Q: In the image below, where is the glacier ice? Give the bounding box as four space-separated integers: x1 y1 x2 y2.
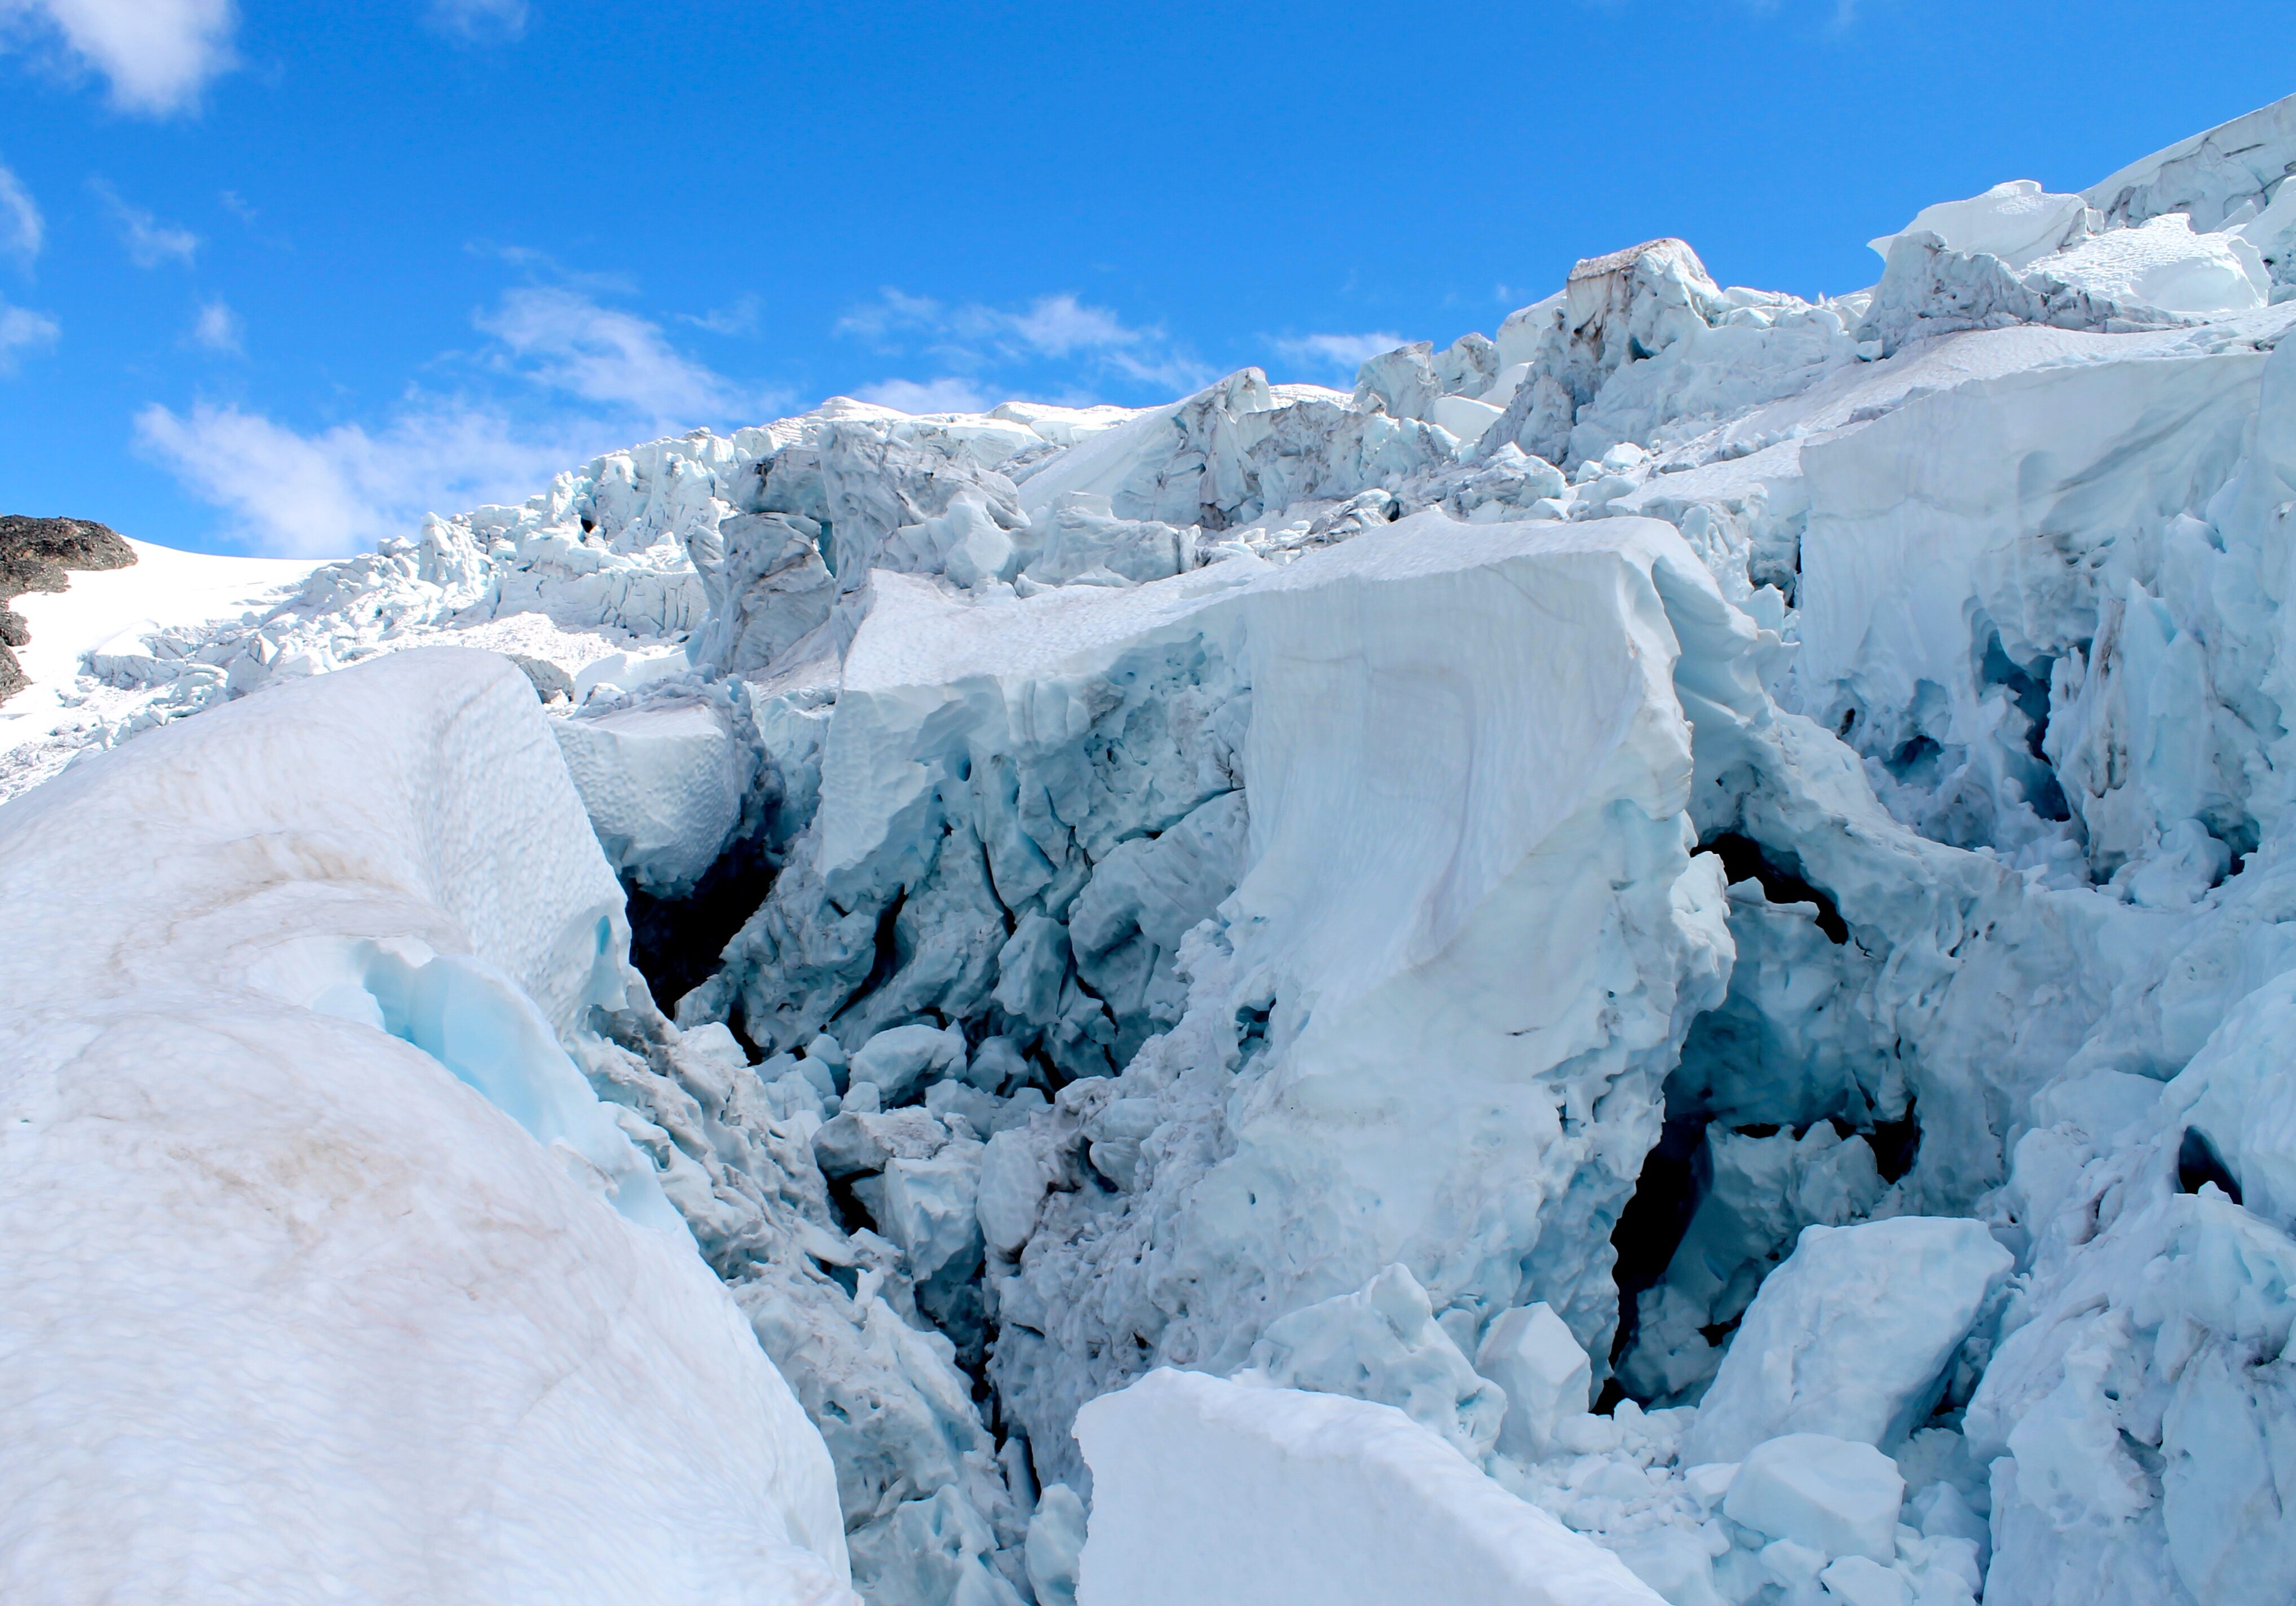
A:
1072 1368 1667 1606
1478 1300 1597 1461
1723 1432 1905 1567
553 686 757 896
1682 1217 2012 1466
15 86 2296 1606
0 648 853 1603
1235 1263 1508 1463
1867 180 2093 272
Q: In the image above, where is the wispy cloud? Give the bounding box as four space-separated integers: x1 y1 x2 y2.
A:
93 179 199 267
0 161 43 268
190 297 241 354
0 294 58 372
852 376 990 415
1267 330 1407 382
678 293 761 337
0 0 238 114
837 287 1209 398
424 0 528 43
141 277 784 557
135 399 619 558
474 284 760 423
469 242 631 295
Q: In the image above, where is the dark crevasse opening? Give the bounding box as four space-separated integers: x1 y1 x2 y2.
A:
1698 831 1849 944
1869 1096 1922 1184
1597 1113 1712 1413
1884 734 1945 787
1979 629 2070 823
622 835 779 1025
2179 1127 2242 1202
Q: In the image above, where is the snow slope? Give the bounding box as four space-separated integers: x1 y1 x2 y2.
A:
0 537 325 795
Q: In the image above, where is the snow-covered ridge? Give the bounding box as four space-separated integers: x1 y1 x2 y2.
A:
10 90 2296 1606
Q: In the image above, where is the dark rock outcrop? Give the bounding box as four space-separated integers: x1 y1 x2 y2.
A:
1 516 138 703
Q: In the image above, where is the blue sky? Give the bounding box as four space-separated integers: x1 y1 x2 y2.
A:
0 1 2288 557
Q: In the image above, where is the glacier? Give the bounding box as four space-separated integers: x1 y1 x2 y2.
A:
8 90 2296 1606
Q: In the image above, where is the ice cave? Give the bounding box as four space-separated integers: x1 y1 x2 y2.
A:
8 87 2296 1606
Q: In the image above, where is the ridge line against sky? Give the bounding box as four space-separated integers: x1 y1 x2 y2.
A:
0 0 2289 557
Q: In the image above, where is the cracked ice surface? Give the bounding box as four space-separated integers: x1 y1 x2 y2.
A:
13 87 2296 1606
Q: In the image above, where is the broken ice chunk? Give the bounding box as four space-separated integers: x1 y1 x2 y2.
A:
966 1034 1031 1093
847 1021 967 1105
1025 1484 1086 1606
977 1127 1054 1258
1475 1301 1591 1461
1681 1217 2011 1466
1723 1432 1904 1564
1072 1369 1667 1605
1236 1264 1505 1462
873 1137 986 1286
1608 1525 1725 1606
1819 1554 1908 1606
551 696 754 897
811 1106 950 1180
1866 179 2090 270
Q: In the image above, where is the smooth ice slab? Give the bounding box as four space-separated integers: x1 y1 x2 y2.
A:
1721 1432 1905 1565
1072 1369 1666 1606
1477 1300 1593 1460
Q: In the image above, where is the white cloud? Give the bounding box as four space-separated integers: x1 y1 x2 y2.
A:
853 377 990 415
1268 330 1408 380
832 287 942 345
426 0 528 43
0 0 237 114
477 285 745 423
140 285 781 557
679 293 760 336
0 161 43 267
0 294 59 371
837 287 1209 396
1004 294 1140 358
135 399 615 558
190 298 240 354
94 180 198 266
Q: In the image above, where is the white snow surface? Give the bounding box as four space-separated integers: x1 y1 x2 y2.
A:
0 537 326 793
12 88 2296 1606
1072 1369 1666 1606
0 648 853 1604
